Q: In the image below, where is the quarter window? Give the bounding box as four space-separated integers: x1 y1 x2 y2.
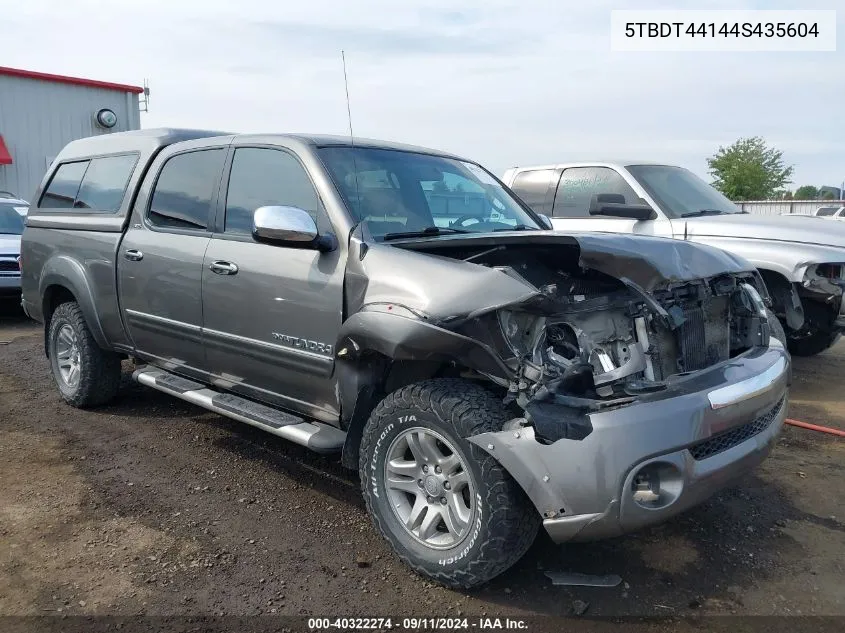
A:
553 167 641 218
39 154 139 212
148 149 226 230
224 148 319 234
74 154 138 211
40 161 89 208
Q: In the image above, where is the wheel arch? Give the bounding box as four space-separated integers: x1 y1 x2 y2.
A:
757 267 805 331
335 311 513 469
39 256 109 356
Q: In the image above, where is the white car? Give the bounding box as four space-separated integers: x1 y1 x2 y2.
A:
0 193 28 216
503 161 845 357
814 205 845 220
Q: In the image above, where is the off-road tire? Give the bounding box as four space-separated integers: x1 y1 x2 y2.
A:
48 301 121 407
359 378 540 589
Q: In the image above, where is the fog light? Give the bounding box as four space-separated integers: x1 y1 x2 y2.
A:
630 462 683 509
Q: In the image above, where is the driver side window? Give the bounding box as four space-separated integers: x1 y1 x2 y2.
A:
552 167 640 218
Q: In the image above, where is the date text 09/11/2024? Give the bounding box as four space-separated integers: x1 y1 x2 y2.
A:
624 21 820 38
307 617 529 630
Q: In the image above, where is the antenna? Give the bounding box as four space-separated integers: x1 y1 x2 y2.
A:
341 50 361 216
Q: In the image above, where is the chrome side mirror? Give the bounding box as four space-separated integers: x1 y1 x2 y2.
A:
252 206 336 251
538 213 553 230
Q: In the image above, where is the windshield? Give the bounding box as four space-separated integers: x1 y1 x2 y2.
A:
318 147 541 240
0 204 26 235
627 165 743 219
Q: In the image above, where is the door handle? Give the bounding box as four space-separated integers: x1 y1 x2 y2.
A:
124 249 144 261
209 261 239 275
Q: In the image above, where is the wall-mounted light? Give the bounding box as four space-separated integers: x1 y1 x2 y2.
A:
95 108 118 129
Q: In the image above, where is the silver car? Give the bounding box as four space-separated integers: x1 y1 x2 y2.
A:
504 162 845 357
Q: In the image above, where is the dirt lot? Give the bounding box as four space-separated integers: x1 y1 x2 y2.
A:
1 297 843 625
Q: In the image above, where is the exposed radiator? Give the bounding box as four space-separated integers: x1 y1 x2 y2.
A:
678 299 730 372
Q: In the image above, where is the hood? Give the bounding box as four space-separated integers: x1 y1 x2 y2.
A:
677 213 845 248
0 233 21 256
346 231 753 322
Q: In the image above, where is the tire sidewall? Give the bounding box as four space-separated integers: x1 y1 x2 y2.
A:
363 407 488 573
48 308 81 401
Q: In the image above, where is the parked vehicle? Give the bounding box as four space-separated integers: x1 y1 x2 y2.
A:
504 162 845 356
21 130 789 587
0 199 26 295
813 205 845 220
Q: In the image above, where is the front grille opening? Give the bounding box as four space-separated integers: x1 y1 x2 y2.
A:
689 396 785 461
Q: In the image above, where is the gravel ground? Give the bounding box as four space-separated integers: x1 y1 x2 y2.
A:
1 298 843 627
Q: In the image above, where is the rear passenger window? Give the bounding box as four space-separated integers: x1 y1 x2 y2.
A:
224 148 319 234
74 154 138 211
40 161 89 208
553 167 641 218
510 169 555 214
148 149 226 230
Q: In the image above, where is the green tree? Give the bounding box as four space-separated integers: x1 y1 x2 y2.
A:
822 191 836 200
794 185 820 200
707 137 794 200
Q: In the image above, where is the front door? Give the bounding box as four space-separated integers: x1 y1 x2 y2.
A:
201 145 345 422
549 166 673 237
117 146 228 380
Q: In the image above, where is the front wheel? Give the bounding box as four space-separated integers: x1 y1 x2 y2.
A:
359 378 540 589
785 302 840 357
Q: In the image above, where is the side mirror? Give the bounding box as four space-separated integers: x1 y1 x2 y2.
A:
537 213 553 230
252 206 336 252
589 193 656 221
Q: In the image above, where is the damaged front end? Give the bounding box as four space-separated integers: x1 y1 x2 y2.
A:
339 231 789 542
428 240 773 443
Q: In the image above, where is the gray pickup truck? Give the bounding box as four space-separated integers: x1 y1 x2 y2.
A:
504 162 845 357
21 129 789 588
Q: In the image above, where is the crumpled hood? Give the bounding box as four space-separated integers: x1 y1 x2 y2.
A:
347 231 754 322
677 213 845 249
0 234 21 256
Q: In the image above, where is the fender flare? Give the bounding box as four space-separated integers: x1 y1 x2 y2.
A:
335 310 513 468
39 255 110 350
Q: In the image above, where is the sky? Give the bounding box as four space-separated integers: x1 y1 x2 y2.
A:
1 0 843 189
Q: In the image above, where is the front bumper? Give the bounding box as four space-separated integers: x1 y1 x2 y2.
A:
468 341 790 543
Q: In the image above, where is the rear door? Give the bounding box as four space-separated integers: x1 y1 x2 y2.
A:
549 166 672 237
117 140 229 380
201 144 345 422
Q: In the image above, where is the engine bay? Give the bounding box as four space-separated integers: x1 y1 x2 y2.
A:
444 244 772 432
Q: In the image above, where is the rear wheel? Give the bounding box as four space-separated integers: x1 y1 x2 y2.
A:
359 378 540 589
48 301 121 407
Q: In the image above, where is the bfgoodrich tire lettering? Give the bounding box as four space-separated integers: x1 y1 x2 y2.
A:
359 378 540 588
48 301 121 408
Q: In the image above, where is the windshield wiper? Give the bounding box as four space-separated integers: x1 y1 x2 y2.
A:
680 209 728 217
492 224 539 232
381 226 471 241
